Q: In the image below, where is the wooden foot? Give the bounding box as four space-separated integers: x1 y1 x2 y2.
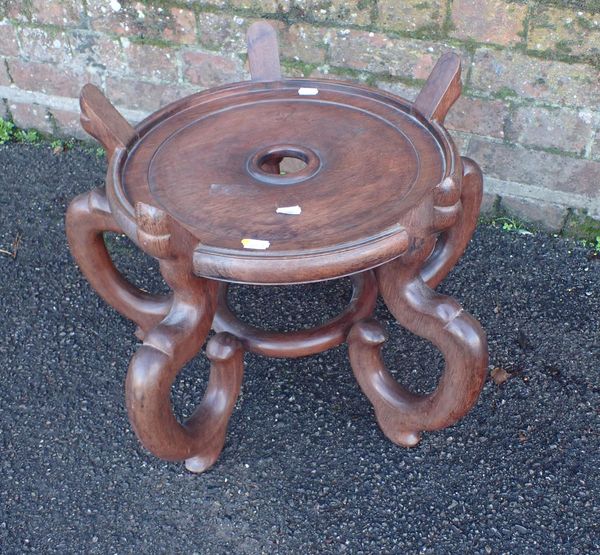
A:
348 251 488 446
65 187 171 338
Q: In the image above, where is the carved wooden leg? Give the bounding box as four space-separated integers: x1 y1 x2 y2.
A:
65 187 171 338
127 319 244 473
420 157 484 289
126 208 244 473
348 247 488 447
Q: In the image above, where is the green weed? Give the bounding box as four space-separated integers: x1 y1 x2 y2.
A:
0 119 15 144
0 119 42 144
580 236 600 253
15 128 41 143
492 217 534 235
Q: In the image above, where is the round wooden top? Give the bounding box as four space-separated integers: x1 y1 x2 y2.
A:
115 79 457 284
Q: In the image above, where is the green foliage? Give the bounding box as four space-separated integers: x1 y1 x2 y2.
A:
563 209 600 241
0 118 42 144
579 236 600 253
51 137 77 153
0 118 15 144
495 86 518 100
492 217 534 235
81 144 106 158
15 128 41 143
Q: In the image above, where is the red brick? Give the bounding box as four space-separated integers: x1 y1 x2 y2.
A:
375 80 420 102
448 132 471 153
106 77 195 112
500 196 568 231
280 24 328 64
9 101 54 133
49 108 88 139
280 63 308 78
68 31 126 75
199 15 315 61
123 42 178 82
306 0 372 26
329 30 464 79
471 48 599 107
379 0 445 33
445 97 508 139
279 63 347 79
467 138 600 199
451 0 527 46
8 59 95 97
230 0 371 25
311 68 363 83
507 106 597 154
528 6 600 58
362 82 502 151
1 0 30 22
87 1 196 45
30 0 83 27
0 23 19 57
197 12 248 54
17 27 71 64
481 191 498 215
183 51 245 88
162 8 196 45
226 0 282 10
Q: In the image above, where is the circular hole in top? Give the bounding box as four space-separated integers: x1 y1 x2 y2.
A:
259 149 309 175
248 144 321 185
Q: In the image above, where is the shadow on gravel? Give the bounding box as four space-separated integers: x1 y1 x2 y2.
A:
1 144 598 553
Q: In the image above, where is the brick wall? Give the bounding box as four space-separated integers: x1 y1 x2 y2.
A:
1 0 599 233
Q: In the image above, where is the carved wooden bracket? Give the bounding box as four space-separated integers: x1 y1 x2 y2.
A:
135 202 172 259
414 52 462 123
80 84 138 158
246 21 282 81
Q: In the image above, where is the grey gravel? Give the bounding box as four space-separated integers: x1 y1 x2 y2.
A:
0 143 598 554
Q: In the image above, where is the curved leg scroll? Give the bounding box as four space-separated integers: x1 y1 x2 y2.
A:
348 255 487 446
65 187 171 337
420 157 484 289
126 247 244 473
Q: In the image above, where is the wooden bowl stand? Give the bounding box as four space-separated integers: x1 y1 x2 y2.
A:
66 23 488 473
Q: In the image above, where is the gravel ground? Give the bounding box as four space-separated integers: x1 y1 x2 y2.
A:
0 143 598 554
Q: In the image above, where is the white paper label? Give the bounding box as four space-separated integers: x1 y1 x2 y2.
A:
241 238 270 250
298 87 319 96
276 205 302 215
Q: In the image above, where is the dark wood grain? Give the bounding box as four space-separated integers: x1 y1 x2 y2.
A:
119 78 450 284
212 271 378 358
66 21 489 472
413 52 462 123
65 186 172 339
420 157 484 288
125 211 243 473
348 240 488 447
247 21 282 81
80 84 137 158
